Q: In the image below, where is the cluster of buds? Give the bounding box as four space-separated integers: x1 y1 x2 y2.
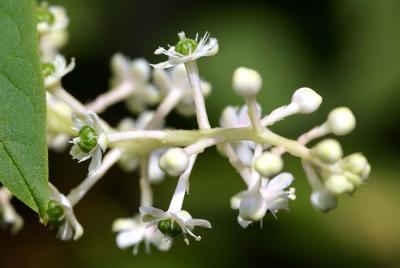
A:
0 3 371 256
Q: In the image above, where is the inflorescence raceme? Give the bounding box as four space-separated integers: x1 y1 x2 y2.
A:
0 3 371 255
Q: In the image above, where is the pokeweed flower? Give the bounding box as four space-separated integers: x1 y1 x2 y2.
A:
0 187 23 234
231 173 296 228
47 133 70 152
111 53 151 87
261 173 296 216
152 32 219 69
42 54 75 89
112 215 172 255
220 105 261 166
37 2 69 34
153 64 211 116
108 54 160 113
45 194 84 241
139 207 211 245
70 112 108 174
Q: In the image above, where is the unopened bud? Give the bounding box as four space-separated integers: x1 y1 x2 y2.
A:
327 107 356 136
291 87 322 114
159 148 189 177
325 174 353 195
343 153 370 181
312 139 343 163
310 190 337 213
254 152 283 177
232 67 262 97
131 59 150 81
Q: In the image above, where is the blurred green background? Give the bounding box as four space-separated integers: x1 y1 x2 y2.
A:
1 0 400 267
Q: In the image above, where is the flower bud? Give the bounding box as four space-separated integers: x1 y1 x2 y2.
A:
219 106 237 128
131 59 150 81
327 107 356 136
343 153 370 181
159 148 189 177
232 67 262 97
201 80 212 97
325 174 353 195
310 190 337 213
312 139 343 163
344 171 362 186
158 219 182 237
78 126 98 153
254 152 283 177
239 193 267 221
291 87 322 114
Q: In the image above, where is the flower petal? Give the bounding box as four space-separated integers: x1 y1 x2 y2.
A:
151 61 176 70
116 229 145 249
267 173 294 192
88 112 102 134
88 148 102 174
112 218 137 232
230 191 246 210
185 219 212 229
237 216 252 228
139 206 166 222
236 143 254 167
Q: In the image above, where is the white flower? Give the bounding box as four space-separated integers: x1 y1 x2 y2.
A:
152 32 219 69
220 105 260 166
153 64 211 116
70 112 108 175
51 194 84 241
231 173 296 228
140 207 211 245
0 187 23 234
43 54 75 89
108 54 160 113
47 133 70 152
37 3 69 34
111 53 151 86
261 173 296 214
112 215 172 255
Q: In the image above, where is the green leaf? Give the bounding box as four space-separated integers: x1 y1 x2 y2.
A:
0 0 48 214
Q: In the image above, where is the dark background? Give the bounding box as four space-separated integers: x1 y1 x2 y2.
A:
1 0 400 267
